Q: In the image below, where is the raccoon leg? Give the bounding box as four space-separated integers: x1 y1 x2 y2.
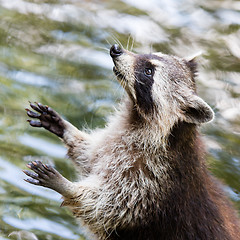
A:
26 102 92 174
23 160 79 197
24 161 104 237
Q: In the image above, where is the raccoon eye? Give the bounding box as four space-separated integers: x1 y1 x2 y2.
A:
144 68 152 76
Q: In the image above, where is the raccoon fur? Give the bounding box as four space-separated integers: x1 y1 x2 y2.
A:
24 44 240 240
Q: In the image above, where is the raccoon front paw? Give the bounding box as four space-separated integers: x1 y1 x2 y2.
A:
26 102 65 138
23 161 63 191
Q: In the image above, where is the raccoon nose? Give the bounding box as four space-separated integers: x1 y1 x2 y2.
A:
110 44 123 58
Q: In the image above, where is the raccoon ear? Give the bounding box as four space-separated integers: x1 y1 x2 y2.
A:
183 95 214 124
185 58 197 76
184 52 202 76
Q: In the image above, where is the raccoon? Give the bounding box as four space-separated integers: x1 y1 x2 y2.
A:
24 44 240 240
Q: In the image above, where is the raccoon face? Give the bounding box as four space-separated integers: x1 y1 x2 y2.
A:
110 44 214 125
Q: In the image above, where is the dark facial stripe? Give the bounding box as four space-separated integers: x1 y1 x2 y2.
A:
134 56 155 114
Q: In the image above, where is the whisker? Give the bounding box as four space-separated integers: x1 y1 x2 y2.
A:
105 38 112 47
150 43 153 54
110 74 125 98
97 46 109 52
133 75 145 85
110 34 124 49
126 35 131 51
130 36 135 52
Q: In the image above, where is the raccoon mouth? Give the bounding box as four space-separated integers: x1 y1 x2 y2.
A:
113 67 125 80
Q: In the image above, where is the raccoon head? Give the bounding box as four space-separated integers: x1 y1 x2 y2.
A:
110 44 214 127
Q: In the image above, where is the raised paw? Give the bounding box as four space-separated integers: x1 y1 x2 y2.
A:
26 102 65 138
23 161 64 192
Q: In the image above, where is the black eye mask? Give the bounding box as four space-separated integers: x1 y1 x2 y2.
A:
134 57 155 114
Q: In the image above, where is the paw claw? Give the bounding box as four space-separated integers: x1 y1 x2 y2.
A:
26 163 32 169
24 178 40 185
32 161 37 166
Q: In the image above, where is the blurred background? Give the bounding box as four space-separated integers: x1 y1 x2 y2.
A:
0 0 240 239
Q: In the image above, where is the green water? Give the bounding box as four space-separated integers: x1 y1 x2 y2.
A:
0 0 240 239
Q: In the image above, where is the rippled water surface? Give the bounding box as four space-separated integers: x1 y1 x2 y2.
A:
0 0 240 239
